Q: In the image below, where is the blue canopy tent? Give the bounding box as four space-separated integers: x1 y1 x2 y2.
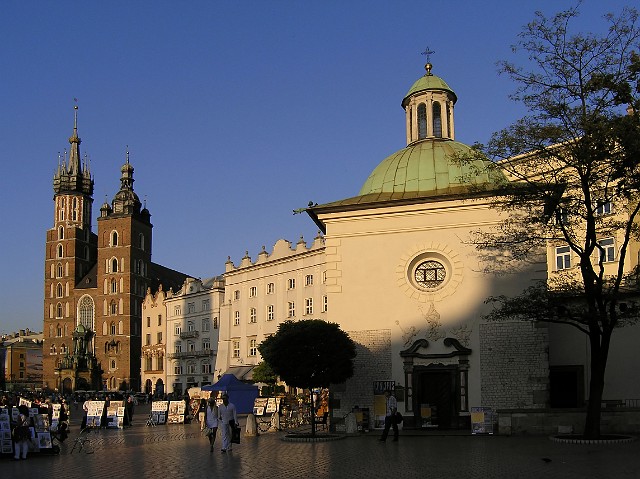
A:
201 374 259 414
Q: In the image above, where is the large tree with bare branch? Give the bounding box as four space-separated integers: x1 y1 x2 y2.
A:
466 4 640 439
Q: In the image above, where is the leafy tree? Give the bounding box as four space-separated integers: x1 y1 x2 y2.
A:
251 361 280 396
258 319 356 435
467 4 640 439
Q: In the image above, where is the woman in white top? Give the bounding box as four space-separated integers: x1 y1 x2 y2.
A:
204 397 219 452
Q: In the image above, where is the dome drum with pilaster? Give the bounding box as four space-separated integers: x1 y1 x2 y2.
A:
358 63 505 198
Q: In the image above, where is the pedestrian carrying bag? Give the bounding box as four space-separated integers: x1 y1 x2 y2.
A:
230 421 241 444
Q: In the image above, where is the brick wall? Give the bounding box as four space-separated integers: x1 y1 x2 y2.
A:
480 321 549 410
331 329 391 422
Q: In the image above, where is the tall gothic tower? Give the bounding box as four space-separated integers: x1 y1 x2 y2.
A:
94 153 152 391
43 106 100 391
43 108 155 393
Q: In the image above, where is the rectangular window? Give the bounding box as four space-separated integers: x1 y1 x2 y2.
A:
157 332 162 344
145 357 153 371
174 305 181 316
249 308 257 323
158 315 162 326
146 334 151 346
234 311 240 326
175 343 182 353
267 282 275 294
174 325 182 335
249 286 257 297
202 319 210 332
188 321 195 332
267 305 274 321
202 299 210 311
305 298 313 315
248 338 257 357
187 364 196 374
595 200 613 216
556 246 571 270
146 317 151 328
288 301 295 318
305 274 313 286
288 278 296 290
157 356 164 371
203 338 211 350
189 342 196 352
598 237 615 263
202 363 212 374
187 302 195 314
174 365 182 375
232 340 240 358
322 295 328 313
234 290 240 301
322 271 327 284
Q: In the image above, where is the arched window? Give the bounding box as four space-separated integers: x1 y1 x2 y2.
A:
56 303 63 318
110 302 117 316
110 322 116 335
78 295 95 331
57 244 63 258
84 246 90 260
417 103 427 139
139 233 145 250
111 279 118 294
56 283 63 298
58 226 64 239
111 231 118 246
112 258 118 273
50 345 56 354
57 263 63 278
60 343 67 354
72 198 77 221
432 102 442 138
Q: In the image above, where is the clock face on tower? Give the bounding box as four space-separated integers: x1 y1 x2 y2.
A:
414 260 446 289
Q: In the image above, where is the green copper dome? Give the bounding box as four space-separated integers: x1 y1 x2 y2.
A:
358 140 504 196
402 68 457 107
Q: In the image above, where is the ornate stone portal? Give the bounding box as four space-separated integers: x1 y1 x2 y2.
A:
400 337 471 429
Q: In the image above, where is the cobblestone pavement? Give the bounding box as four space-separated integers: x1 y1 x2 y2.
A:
2 420 640 479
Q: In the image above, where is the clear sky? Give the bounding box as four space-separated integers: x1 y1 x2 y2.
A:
0 0 632 334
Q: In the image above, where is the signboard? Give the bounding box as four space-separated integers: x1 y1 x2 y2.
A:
253 398 268 416
86 401 105 428
151 401 168 425
470 407 493 434
167 401 185 424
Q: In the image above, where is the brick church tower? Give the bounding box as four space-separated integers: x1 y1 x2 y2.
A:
42 108 184 393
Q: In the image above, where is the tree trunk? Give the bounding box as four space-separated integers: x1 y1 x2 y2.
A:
582 329 612 439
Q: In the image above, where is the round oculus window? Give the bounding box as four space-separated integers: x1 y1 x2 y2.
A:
414 260 446 289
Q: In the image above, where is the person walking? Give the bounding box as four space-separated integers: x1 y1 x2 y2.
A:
204 396 219 452
218 393 238 453
198 398 207 431
12 405 31 460
379 389 398 442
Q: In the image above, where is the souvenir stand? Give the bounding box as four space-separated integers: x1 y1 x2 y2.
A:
105 400 125 429
167 401 186 423
85 401 106 428
150 401 168 425
1 397 60 456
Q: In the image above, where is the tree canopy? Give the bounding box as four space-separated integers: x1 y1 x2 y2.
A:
258 320 356 390
466 4 640 439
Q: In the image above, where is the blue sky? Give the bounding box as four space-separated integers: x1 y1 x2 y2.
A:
0 0 632 334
